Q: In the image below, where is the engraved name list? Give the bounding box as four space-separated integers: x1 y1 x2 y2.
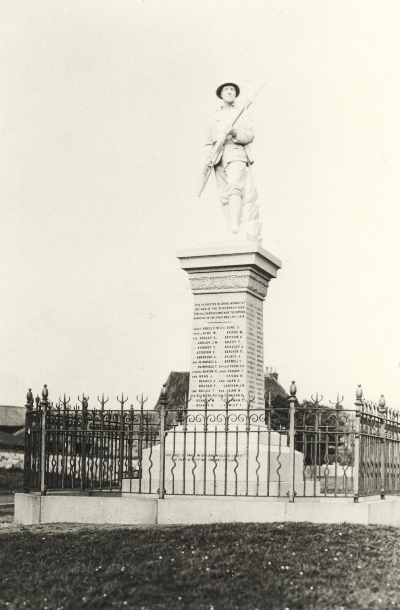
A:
189 294 264 408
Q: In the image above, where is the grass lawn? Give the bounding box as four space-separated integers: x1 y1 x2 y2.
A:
1 522 400 609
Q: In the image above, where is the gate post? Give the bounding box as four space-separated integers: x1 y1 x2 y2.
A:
353 385 363 503
116 393 129 492
158 385 168 499
81 395 88 491
378 395 387 500
23 389 34 493
119 403 125 493
40 385 49 495
288 381 297 502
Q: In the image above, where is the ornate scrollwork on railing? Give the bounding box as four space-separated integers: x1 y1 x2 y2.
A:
187 412 206 426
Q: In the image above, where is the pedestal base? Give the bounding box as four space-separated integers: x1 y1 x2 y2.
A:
124 423 319 498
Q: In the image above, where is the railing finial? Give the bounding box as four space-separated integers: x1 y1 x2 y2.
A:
290 381 297 397
26 389 34 411
159 383 168 408
378 395 387 414
42 384 49 402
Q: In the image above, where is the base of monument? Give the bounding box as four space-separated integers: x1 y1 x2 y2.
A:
128 425 314 496
15 492 399 527
122 478 317 497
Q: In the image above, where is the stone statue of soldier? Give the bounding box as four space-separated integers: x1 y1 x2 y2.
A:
204 81 262 242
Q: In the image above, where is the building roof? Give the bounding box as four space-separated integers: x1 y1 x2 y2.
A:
264 372 288 400
0 429 25 449
154 371 289 408
0 405 25 428
154 372 190 410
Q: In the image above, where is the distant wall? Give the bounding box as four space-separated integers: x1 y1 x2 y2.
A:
0 449 24 469
0 449 24 492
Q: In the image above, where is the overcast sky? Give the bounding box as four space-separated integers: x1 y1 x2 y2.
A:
1 0 399 410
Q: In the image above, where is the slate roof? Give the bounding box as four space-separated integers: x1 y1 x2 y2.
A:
0 405 25 432
264 373 288 400
0 429 25 450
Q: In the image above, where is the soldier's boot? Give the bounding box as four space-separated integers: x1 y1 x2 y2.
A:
229 195 242 233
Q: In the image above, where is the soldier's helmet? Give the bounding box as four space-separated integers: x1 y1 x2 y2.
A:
216 82 240 99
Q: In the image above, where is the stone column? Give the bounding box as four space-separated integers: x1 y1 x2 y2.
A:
177 241 281 410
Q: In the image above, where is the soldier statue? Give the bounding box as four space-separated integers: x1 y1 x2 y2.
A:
200 81 263 242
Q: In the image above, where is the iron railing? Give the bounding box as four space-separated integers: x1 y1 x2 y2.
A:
24 387 160 493
23 383 398 502
355 387 400 499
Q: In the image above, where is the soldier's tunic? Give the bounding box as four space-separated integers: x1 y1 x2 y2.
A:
206 102 255 205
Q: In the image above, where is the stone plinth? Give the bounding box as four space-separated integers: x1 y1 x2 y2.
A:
177 241 282 409
126 423 318 497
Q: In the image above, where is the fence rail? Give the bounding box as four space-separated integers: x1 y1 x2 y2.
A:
23 383 398 502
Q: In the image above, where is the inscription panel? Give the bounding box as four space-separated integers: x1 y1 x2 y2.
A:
189 293 264 408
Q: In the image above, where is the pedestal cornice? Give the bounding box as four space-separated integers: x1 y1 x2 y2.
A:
177 241 282 300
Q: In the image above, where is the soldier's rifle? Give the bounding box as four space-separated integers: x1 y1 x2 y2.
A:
198 79 269 197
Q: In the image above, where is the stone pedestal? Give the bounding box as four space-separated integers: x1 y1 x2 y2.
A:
121 241 320 498
123 424 318 497
177 241 282 409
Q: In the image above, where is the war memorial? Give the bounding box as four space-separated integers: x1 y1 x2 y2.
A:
15 82 400 527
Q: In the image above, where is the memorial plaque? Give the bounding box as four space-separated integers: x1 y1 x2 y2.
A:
189 292 264 408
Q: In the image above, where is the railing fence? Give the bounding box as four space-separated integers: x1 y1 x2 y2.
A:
23 383 398 502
